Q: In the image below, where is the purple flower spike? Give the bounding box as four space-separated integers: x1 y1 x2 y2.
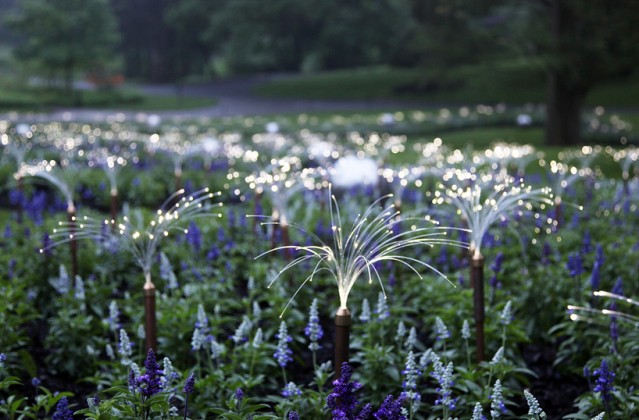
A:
183 372 195 395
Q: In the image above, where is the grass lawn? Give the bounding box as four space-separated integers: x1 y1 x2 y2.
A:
254 63 639 108
0 85 217 112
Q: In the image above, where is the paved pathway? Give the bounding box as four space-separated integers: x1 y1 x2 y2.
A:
2 75 432 123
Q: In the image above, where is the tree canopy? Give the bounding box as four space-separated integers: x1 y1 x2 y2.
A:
6 0 120 92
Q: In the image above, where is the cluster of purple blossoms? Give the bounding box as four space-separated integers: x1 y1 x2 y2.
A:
185 221 202 253
590 244 604 291
592 359 615 403
52 396 74 420
134 349 163 397
489 252 504 290
566 252 584 278
327 363 365 419
374 394 406 419
273 321 293 368
327 362 407 420
304 299 323 352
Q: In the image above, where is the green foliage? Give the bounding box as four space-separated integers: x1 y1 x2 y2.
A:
5 0 120 94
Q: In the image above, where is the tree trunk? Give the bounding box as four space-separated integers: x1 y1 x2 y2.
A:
545 0 588 147
545 70 586 146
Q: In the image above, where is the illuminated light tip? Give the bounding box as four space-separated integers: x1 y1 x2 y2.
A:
39 249 43 254
570 314 579 322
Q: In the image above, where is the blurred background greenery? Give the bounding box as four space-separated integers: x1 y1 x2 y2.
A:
1 0 638 146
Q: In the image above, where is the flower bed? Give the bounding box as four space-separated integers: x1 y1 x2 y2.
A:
0 113 637 419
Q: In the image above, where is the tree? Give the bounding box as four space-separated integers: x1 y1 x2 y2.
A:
502 0 639 146
6 0 120 95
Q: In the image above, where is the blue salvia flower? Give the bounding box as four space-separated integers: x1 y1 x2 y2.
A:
52 396 74 420
159 252 178 290
235 387 244 401
611 277 623 296
541 241 552 266
127 368 137 392
191 304 211 351
137 324 145 340
41 233 53 257
0 353 6 369
50 265 70 294
282 382 302 398
471 402 485 420
130 362 141 378
274 321 293 368
406 327 418 351
231 316 252 345
359 298 371 323
161 357 179 391
375 292 389 320
490 379 506 418
592 359 615 403
523 389 546 418
419 349 435 370
395 321 407 345
582 230 592 254
252 301 262 318
432 360 456 411
609 311 619 351
105 344 115 360
4 223 12 239
210 338 225 361
500 301 513 326
118 329 132 365
7 258 16 280
136 349 163 397
326 362 363 419
490 347 505 365
186 221 202 253
590 260 602 292
252 328 263 348
434 317 450 341
566 252 584 278
287 411 300 420
490 252 504 273
206 243 220 261
461 320 471 340
74 275 85 303
401 350 422 411
31 377 41 387
304 299 323 352
183 371 196 420
183 371 196 394
107 301 120 332
374 394 407 419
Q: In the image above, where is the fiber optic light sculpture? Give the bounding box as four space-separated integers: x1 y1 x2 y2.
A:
19 159 82 278
43 188 223 352
436 170 554 361
4 127 33 222
256 185 466 377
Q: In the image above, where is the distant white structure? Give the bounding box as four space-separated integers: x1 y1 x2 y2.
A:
330 155 378 188
265 121 280 133
147 114 162 128
516 114 533 126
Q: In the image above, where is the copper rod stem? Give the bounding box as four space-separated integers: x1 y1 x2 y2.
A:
334 307 352 379
471 254 485 363
67 206 78 280
144 273 157 352
110 190 118 232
